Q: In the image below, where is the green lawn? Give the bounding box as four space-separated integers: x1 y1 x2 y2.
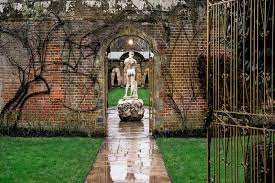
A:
108 87 149 106
157 138 207 183
0 137 102 183
157 137 251 182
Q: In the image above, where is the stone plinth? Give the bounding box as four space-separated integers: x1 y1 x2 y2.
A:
117 98 144 121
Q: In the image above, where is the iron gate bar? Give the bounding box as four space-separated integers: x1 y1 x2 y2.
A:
207 0 275 182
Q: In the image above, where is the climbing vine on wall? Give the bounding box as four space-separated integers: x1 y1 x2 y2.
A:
0 0 207 131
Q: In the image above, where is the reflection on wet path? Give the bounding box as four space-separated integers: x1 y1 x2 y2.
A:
84 108 171 183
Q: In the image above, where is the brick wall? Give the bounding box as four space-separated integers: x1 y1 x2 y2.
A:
0 0 208 133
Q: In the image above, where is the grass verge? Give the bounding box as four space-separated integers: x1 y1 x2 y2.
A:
156 138 207 183
0 137 102 183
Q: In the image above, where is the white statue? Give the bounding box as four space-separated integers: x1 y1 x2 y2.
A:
124 52 138 99
117 52 144 121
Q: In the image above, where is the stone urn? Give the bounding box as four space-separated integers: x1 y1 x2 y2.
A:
117 98 144 121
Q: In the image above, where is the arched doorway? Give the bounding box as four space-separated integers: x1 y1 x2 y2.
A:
98 26 162 133
111 67 121 87
143 68 150 88
86 27 169 183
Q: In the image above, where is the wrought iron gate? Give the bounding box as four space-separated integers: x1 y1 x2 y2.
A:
207 0 275 182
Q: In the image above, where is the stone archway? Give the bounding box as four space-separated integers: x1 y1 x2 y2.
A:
143 68 150 87
111 67 121 87
84 27 172 182
98 25 164 132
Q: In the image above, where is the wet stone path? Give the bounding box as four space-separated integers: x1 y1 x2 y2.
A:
84 108 171 183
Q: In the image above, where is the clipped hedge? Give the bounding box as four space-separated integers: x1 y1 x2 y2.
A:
0 126 105 137
152 128 206 138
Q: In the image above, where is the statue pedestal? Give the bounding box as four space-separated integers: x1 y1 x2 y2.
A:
117 98 144 121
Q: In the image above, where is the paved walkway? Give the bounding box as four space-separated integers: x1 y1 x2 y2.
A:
84 108 171 183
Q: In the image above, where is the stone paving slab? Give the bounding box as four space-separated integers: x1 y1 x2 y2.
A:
84 108 171 183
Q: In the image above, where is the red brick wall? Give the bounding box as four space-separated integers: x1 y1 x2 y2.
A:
0 8 208 133
141 23 208 129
